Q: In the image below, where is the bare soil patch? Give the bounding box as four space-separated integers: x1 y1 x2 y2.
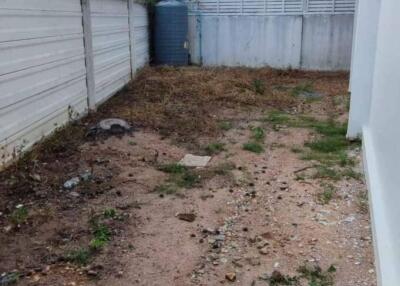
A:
0 67 374 286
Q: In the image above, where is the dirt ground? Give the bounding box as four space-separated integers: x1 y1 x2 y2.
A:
0 67 375 286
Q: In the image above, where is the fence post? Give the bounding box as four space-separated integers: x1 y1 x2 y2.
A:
81 0 96 110
128 0 137 78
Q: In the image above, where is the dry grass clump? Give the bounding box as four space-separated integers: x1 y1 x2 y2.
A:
98 66 304 142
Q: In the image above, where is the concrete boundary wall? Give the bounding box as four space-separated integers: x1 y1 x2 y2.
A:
0 0 149 168
188 14 354 70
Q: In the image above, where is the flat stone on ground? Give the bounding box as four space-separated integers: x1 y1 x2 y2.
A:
179 154 211 167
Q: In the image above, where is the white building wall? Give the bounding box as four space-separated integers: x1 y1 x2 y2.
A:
347 0 381 138
349 0 400 284
0 0 149 168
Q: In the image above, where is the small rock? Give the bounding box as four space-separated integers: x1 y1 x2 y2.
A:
31 174 42 182
3 225 13 233
259 247 268 255
86 270 98 277
343 215 356 224
80 171 92 182
68 191 80 198
116 271 124 278
177 213 196 222
225 272 236 282
63 177 80 190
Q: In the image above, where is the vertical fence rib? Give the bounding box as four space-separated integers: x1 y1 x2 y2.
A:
81 0 96 110
128 0 136 77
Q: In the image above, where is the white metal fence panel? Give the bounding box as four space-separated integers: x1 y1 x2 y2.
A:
132 3 150 70
91 0 132 105
0 0 88 165
187 0 355 15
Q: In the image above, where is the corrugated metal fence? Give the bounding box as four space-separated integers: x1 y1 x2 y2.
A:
0 0 149 167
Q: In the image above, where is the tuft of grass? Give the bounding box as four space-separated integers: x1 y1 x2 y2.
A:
318 184 336 204
176 171 201 188
205 142 225 155
158 163 187 174
251 126 265 142
341 168 362 180
243 142 264 154
158 162 201 189
305 137 348 153
65 248 91 266
103 208 117 219
297 264 336 286
312 165 341 181
10 206 29 225
218 121 233 131
291 147 303 154
357 190 369 214
264 111 359 171
291 82 314 97
264 110 291 125
252 79 266 95
268 272 298 285
154 183 179 195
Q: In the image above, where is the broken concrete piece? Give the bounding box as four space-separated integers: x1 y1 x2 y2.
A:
179 154 211 167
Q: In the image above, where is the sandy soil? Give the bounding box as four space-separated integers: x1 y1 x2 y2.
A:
0 67 375 286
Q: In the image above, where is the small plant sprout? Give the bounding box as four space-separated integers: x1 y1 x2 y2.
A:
10 205 28 226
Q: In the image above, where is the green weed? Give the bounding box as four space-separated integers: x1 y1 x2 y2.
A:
154 183 179 195
158 163 187 174
297 264 336 286
103 208 117 219
252 79 266 95
312 166 341 181
243 142 264 154
205 142 225 155
218 121 233 131
291 82 314 97
251 126 265 142
65 248 91 266
10 206 28 225
89 223 111 250
318 184 336 204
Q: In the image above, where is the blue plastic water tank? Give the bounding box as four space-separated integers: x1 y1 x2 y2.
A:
154 0 188 66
